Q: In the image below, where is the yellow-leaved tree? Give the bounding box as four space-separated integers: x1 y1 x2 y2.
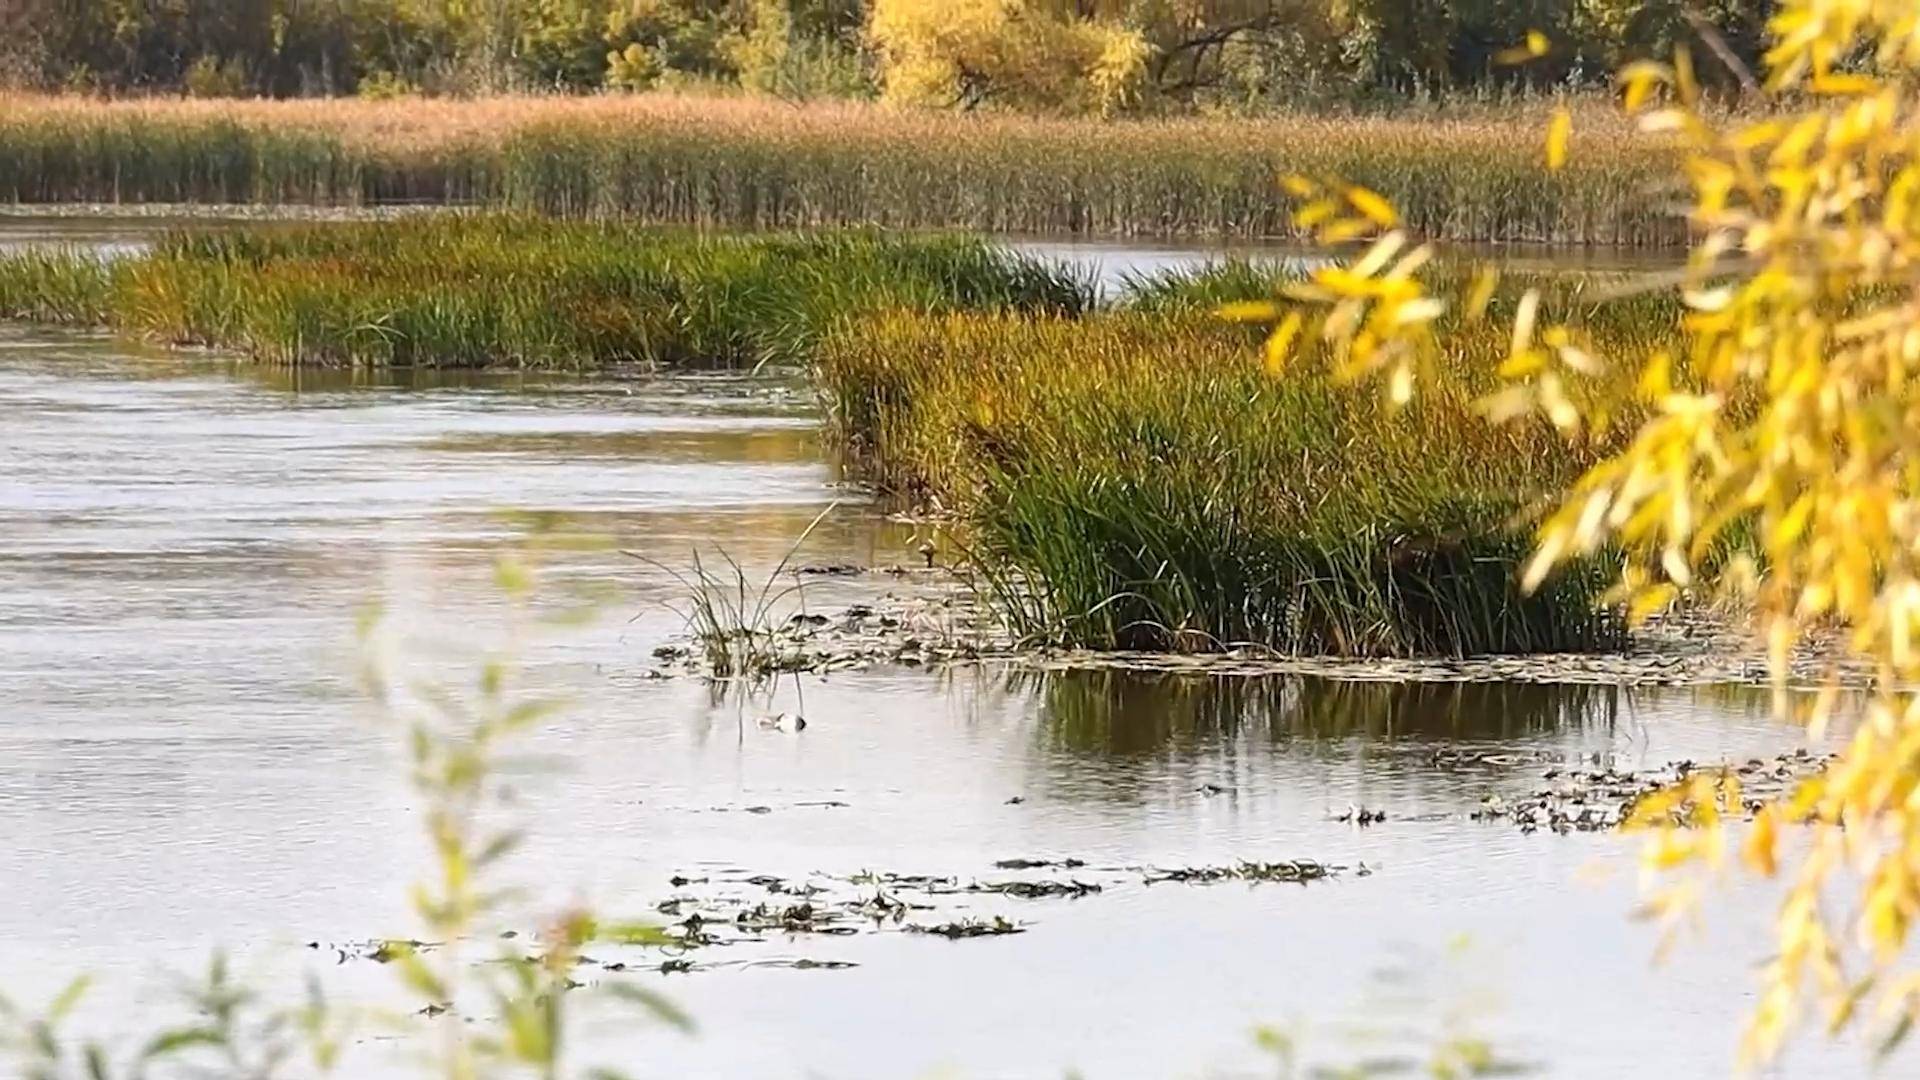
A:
1231 0 1920 1063
865 0 1150 114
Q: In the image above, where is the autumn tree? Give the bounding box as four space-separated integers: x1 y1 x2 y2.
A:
1237 0 1920 1061
865 0 1151 113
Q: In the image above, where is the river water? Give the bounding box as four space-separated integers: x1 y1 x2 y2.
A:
0 219 1856 1078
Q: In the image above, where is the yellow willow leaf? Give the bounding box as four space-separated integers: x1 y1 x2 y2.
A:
1345 186 1399 228
1556 341 1601 375
1825 979 1874 1037
1350 230 1408 279
1465 265 1499 321
1546 107 1572 171
1388 362 1414 406
1811 72 1880 96
1494 30 1550 65
1295 199 1338 228
1385 243 1435 281
1497 349 1547 379
1263 311 1303 377
1674 43 1697 104
1866 885 1906 956
1319 217 1375 244
1771 114 1825 167
1217 300 1281 323
1787 776 1827 820
1477 385 1533 423
1511 289 1541 355
1662 544 1694 587
1730 120 1787 150
1775 494 1815 548
1392 297 1445 326
1573 488 1612 547
1280 174 1317 198
1629 583 1679 626
1638 108 1691 134
1718 772 1741 815
1644 830 1700 871
1683 285 1734 312
1626 786 1683 829
1620 62 1670 111
1540 373 1580 431
1521 527 1569 593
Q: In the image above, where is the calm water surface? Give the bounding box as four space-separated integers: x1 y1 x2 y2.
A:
0 221 1854 1079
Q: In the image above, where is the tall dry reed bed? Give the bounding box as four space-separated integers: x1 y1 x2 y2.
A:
0 94 1682 245
0 215 1090 367
816 277 1682 657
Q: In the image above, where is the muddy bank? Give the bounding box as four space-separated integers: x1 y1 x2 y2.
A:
648 575 1856 690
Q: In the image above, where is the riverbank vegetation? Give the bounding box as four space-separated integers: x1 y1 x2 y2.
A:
1 1 1766 112
0 216 1087 367
0 215 1683 656
0 93 1681 244
812 273 1682 655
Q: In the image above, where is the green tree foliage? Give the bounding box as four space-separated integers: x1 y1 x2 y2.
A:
3 0 867 96
1 0 1773 106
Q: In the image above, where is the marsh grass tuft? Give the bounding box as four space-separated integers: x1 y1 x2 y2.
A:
0 216 1091 369
814 288 1680 657
631 504 837 679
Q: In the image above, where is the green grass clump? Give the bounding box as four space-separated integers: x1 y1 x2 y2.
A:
0 249 118 324
0 216 1091 368
816 301 1678 658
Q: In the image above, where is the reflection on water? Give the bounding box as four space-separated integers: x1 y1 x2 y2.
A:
0 245 1863 1078
1007 236 1683 299
1028 671 1628 755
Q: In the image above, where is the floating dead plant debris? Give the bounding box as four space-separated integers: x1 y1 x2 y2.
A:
1471 749 1834 835
736 874 825 896
1334 807 1388 826
1426 747 1565 772
909 916 1023 939
309 938 437 965
330 851 1355 985
651 587 1006 678
845 871 958 890
969 879 1102 900
849 888 925 920
1143 861 1341 886
732 902 861 936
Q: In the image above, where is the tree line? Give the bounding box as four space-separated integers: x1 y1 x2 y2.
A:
0 1 1772 110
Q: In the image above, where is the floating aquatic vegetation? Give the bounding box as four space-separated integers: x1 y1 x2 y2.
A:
967 880 1101 900
992 858 1085 871
1470 750 1833 835
1143 861 1342 886
909 917 1023 939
